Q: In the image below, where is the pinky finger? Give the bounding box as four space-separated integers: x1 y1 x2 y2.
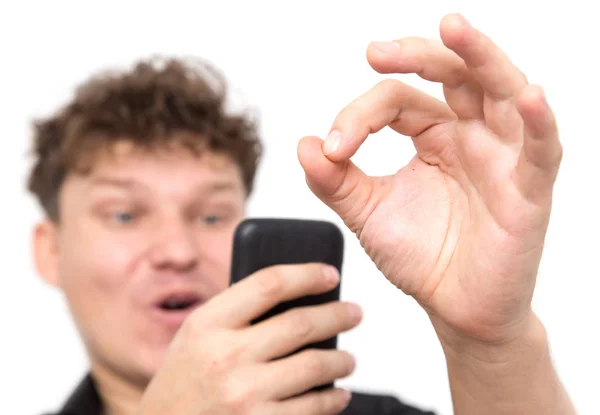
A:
515 85 563 201
263 388 352 415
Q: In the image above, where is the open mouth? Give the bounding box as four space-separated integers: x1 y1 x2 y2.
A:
158 294 202 312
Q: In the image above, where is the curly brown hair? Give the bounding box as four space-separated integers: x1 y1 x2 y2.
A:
27 56 263 221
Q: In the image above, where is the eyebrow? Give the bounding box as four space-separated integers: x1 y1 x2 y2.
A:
85 177 148 197
88 177 239 195
88 177 142 189
201 181 238 194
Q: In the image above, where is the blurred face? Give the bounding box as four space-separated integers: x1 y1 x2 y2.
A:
35 142 246 387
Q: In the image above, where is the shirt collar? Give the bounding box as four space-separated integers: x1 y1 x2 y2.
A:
58 373 103 415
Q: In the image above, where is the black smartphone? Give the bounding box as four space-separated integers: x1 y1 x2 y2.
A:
230 218 344 387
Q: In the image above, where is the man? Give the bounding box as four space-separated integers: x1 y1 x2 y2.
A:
30 13 575 415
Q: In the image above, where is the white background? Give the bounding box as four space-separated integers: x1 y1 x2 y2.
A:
1 1 598 414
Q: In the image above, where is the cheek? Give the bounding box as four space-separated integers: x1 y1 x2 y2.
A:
199 229 236 291
58 225 144 317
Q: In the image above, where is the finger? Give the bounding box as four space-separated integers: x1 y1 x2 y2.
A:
298 135 381 235
367 37 484 119
245 301 363 361
320 79 455 161
514 85 562 201
299 80 454 234
265 349 356 400
264 388 352 415
440 13 528 101
199 263 340 328
368 37 469 88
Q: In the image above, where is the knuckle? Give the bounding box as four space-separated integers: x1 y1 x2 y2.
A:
255 268 285 301
303 351 327 377
222 383 253 414
449 65 471 86
288 310 316 340
395 36 424 51
373 79 413 104
376 78 403 92
394 37 412 50
220 371 260 414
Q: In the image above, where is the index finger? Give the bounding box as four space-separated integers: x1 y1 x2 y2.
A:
322 79 455 161
196 263 340 328
439 13 528 100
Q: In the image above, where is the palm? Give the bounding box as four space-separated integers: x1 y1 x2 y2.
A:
298 15 562 344
358 120 549 341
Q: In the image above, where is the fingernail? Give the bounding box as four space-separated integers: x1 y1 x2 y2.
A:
445 13 472 31
323 130 341 155
323 265 340 284
371 41 400 54
453 13 472 28
459 14 472 27
348 303 363 321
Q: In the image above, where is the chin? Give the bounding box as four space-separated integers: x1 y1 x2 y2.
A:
117 341 172 388
96 322 181 387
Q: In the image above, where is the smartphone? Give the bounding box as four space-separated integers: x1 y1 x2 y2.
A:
230 218 344 388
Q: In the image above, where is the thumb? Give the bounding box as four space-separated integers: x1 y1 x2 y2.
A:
297 135 384 235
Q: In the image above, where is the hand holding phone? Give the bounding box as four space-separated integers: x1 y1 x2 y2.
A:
138 219 361 415
230 218 345 352
140 261 361 415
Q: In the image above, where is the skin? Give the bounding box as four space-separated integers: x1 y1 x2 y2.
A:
35 142 360 415
297 13 576 414
34 12 575 415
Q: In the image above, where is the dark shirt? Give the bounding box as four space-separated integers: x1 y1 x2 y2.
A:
45 374 436 415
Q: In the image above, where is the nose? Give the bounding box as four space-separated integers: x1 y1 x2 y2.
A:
148 216 199 272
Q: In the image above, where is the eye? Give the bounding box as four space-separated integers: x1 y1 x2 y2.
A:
204 215 222 225
114 212 135 224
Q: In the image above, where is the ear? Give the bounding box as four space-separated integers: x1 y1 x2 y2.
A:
33 220 61 288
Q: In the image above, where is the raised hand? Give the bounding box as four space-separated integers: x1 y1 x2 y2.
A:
298 13 562 347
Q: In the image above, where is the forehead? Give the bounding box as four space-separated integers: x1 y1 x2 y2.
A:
64 141 245 197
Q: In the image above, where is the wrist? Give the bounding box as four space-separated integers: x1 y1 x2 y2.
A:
435 313 576 414
432 310 547 366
